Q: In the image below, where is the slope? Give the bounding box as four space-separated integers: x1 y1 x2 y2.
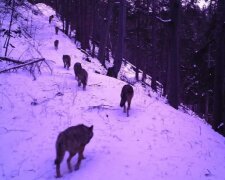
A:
0 2 225 180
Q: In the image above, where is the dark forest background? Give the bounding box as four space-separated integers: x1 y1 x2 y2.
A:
3 0 225 136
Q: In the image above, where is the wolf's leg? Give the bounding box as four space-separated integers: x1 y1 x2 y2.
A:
67 152 76 172
56 164 61 178
75 146 85 170
83 83 86 90
127 101 131 117
74 72 77 80
78 80 81 87
123 104 126 113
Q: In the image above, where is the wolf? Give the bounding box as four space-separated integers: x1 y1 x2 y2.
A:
55 26 59 35
55 124 94 178
62 55 71 70
74 62 82 79
49 15 54 24
54 40 59 50
106 66 117 78
77 68 88 90
120 84 134 117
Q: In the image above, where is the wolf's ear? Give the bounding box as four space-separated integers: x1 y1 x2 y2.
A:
89 125 93 131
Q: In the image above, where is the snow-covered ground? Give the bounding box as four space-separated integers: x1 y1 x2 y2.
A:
0 2 225 180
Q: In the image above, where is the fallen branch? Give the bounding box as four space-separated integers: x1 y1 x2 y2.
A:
0 58 45 74
30 91 64 106
24 40 53 75
88 83 102 87
0 56 24 64
0 127 28 134
42 59 53 75
83 104 117 111
156 16 172 23
78 48 90 57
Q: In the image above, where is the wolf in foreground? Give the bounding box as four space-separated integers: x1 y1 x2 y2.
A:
120 84 134 117
55 124 94 178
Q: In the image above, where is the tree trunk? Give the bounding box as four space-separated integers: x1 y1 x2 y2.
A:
64 0 70 35
4 0 15 57
167 0 180 109
97 0 113 67
113 0 126 77
212 0 225 133
151 0 157 91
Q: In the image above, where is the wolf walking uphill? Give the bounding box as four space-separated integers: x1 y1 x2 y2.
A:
54 40 59 50
62 55 71 70
73 62 88 90
77 68 88 90
54 124 94 178
74 62 82 79
49 15 54 24
55 26 59 35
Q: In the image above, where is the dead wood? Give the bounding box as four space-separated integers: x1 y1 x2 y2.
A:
0 56 24 64
84 104 116 110
0 58 45 74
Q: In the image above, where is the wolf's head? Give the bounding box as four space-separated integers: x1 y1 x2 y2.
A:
74 62 82 73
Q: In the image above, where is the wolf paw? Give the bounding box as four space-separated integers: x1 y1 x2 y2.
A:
74 165 80 171
56 175 62 178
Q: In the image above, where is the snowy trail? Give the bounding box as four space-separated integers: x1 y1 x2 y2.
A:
1 2 225 180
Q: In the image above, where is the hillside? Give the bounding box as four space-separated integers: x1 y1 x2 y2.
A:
0 2 225 180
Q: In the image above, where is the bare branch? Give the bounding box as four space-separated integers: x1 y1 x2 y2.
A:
0 58 45 73
0 127 27 134
83 104 117 111
0 56 24 64
156 16 172 23
30 91 64 106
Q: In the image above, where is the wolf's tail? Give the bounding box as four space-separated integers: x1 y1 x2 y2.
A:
55 133 65 165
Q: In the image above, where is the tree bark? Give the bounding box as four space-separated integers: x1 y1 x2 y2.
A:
212 0 225 133
97 0 113 67
151 0 157 91
4 0 15 57
0 58 45 73
113 0 126 77
167 0 180 109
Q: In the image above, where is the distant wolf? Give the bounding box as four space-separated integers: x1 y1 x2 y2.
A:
49 15 54 24
120 84 134 117
62 55 71 70
76 66 88 90
55 124 94 178
55 26 59 35
74 62 82 79
106 66 117 78
54 40 59 50
85 56 91 62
